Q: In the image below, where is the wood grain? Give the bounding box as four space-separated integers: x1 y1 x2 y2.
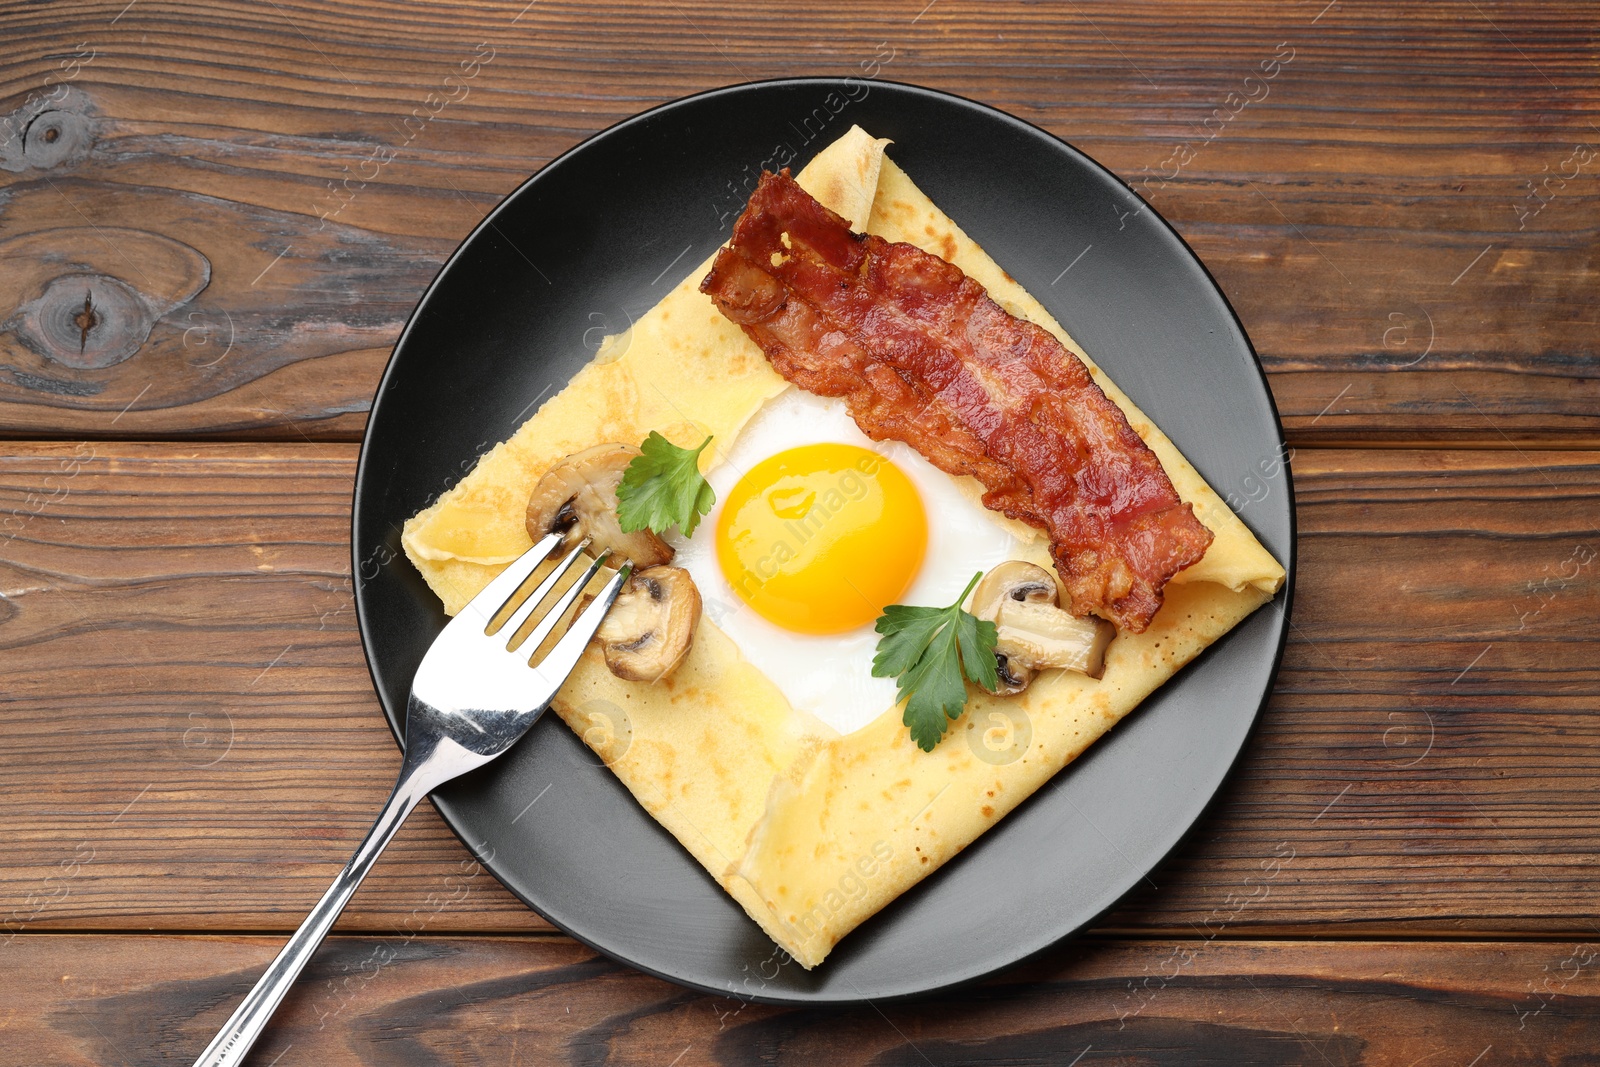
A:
0 442 552 936
1105 447 1600 935
4 1 1595 1054
0 1 1595 441
1 442 1596 939
5 933 1599 1064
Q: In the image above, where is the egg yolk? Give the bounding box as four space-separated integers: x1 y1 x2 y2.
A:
716 443 928 634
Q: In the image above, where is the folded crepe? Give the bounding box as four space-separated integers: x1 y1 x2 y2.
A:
402 126 1285 968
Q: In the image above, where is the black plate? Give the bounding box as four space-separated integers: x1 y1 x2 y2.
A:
353 78 1294 1003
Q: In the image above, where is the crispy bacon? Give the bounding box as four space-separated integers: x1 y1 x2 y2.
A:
700 170 1212 633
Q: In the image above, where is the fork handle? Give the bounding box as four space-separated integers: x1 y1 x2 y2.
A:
191 743 447 1067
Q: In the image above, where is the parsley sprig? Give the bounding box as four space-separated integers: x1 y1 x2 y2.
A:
872 572 999 751
616 431 716 538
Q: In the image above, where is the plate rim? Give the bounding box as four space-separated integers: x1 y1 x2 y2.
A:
351 75 1296 1004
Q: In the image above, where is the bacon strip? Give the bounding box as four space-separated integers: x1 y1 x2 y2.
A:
700 170 1212 633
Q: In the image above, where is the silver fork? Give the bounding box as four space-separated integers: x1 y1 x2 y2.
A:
192 532 630 1067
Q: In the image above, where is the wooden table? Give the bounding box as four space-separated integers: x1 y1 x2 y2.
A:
4 1 1597 1062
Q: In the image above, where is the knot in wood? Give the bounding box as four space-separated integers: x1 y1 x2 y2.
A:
1 87 95 172
22 109 91 169
14 274 151 369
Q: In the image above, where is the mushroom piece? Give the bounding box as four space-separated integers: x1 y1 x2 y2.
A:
525 444 673 568
595 565 702 682
971 561 1116 691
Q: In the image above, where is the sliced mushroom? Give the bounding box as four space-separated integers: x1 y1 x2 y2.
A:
971 561 1116 691
595 565 702 681
989 651 1032 696
526 444 673 568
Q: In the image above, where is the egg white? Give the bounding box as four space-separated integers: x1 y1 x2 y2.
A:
667 388 1024 736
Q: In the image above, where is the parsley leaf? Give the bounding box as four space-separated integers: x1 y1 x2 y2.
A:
615 432 716 538
872 571 1000 752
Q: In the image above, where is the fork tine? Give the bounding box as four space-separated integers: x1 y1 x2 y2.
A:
530 561 634 688
489 536 594 639
462 531 563 629
506 546 613 657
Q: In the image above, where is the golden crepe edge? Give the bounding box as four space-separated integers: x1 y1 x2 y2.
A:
401 125 1285 968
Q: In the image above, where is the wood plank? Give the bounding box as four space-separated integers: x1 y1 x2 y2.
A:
0 442 552 935
0 1 1595 441
5 933 1599 1063
1104 447 1600 934
2 442 1597 940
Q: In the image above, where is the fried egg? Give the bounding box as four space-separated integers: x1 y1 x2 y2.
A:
669 388 1025 736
